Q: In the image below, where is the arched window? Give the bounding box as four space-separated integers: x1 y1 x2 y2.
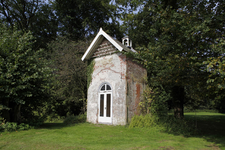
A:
100 83 111 91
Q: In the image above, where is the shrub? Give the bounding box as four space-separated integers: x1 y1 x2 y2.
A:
17 123 30 131
63 113 87 125
24 115 45 127
129 114 156 128
0 122 31 132
45 114 65 123
139 85 169 117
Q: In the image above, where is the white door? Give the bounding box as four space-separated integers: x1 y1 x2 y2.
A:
98 84 112 123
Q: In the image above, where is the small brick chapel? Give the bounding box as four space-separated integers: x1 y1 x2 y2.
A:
81 28 147 125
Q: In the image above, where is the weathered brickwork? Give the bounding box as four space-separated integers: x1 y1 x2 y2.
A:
86 37 147 125
126 59 147 123
87 53 127 125
87 53 147 125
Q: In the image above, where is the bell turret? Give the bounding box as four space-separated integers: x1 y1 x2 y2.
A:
122 36 132 49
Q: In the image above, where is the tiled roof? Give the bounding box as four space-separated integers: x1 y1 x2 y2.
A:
81 28 136 61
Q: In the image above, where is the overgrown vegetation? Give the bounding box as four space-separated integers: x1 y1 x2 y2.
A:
130 85 196 136
46 38 89 118
0 122 31 132
63 113 87 125
86 59 95 89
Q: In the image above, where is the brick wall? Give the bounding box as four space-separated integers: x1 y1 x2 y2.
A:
126 58 147 123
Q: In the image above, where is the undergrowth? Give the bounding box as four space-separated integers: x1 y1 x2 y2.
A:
131 84 197 136
0 121 31 132
63 113 87 125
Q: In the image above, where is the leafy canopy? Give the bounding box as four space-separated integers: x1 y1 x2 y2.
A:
0 23 54 122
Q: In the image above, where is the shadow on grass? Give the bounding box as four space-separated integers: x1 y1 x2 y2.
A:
185 115 225 135
38 114 87 130
38 122 86 130
38 114 225 148
168 114 225 148
38 123 68 129
0 144 7 150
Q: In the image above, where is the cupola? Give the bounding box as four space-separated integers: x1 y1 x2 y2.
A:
122 36 132 49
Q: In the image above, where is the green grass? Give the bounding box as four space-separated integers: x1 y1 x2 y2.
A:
184 112 225 149
0 112 225 150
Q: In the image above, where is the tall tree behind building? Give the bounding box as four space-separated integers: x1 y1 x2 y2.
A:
54 0 123 40
120 0 225 117
0 0 58 50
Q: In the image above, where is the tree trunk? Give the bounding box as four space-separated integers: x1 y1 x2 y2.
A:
1 99 10 121
14 104 21 123
81 91 86 114
172 86 184 119
10 103 21 123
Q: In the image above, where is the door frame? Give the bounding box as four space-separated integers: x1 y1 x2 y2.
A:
98 83 112 124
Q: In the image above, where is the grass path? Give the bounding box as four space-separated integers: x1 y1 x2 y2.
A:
0 112 225 150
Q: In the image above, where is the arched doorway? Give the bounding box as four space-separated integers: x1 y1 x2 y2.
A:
98 83 112 123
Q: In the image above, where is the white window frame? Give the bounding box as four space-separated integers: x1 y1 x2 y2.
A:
98 83 112 124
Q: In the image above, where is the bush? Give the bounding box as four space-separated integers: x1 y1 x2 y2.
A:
45 114 65 123
129 114 156 128
17 123 31 131
63 113 86 125
0 122 31 132
23 115 45 127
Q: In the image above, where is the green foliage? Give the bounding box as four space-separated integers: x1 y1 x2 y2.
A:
87 59 95 90
47 37 88 116
0 121 31 132
139 84 169 117
1 122 17 132
63 113 87 125
0 24 54 123
129 114 155 128
123 0 225 116
53 0 123 40
204 37 225 98
45 113 65 123
133 83 195 135
25 116 45 127
0 0 58 49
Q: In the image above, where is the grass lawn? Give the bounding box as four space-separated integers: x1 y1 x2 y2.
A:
0 112 224 150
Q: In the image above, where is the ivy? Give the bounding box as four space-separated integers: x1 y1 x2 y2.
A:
87 59 95 89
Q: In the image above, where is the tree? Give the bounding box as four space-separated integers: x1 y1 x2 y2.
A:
54 0 123 40
0 24 54 123
0 0 58 49
204 36 225 112
124 0 225 118
47 37 89 116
